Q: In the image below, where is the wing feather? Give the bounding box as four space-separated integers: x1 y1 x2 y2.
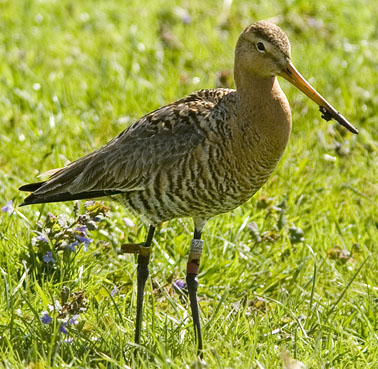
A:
20 88 234 205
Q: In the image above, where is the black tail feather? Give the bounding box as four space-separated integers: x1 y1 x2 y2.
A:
19 182 46 192
19 189 123 207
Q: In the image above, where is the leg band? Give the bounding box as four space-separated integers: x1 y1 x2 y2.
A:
187 239 204 275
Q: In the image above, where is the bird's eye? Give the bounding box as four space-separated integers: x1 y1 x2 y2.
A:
256 42 266 52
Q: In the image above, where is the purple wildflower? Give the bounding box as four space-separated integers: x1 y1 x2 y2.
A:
41 312 52 324
84 200 95 208
67 241 79 252
68 315 79 325
75 225 87 234
111 286 119 296
174 7 192 24
173 279 185 289
43 251 56 263
76 235 93 251
59 322 68 334
1 200 14 214
181 13 192 25
36 234 48 243
123 217 135 228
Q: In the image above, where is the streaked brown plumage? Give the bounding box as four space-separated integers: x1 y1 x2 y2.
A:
19 21 357 355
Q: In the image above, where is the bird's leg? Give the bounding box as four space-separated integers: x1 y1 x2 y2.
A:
186 228 204 357
134 225 155 344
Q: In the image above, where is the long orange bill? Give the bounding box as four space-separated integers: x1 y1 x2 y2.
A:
280 62 358 134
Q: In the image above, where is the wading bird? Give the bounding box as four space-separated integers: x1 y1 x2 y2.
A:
19 21 358 357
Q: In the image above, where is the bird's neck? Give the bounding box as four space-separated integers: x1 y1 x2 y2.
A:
234 67 276 108
233 67 292 161
234 65 291 129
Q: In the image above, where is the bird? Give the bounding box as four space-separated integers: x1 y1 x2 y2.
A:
19 20 358 357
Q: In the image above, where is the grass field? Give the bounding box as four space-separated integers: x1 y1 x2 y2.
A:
1 0 377 367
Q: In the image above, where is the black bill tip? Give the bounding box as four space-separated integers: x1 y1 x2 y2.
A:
319 107 359 134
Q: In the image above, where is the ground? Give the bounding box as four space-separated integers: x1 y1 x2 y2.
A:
0 0 377 368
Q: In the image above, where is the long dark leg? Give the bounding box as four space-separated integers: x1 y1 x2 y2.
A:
135 225 155 344
186 228 204 357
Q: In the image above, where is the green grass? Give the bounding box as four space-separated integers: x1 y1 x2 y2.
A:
0 0 377 367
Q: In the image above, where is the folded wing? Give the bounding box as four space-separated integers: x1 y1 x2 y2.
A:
19 90 232 206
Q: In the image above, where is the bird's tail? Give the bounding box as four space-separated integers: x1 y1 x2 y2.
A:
19 183 122 206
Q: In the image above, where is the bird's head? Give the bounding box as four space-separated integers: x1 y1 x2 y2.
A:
235 21 291 79
235 21 358 134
